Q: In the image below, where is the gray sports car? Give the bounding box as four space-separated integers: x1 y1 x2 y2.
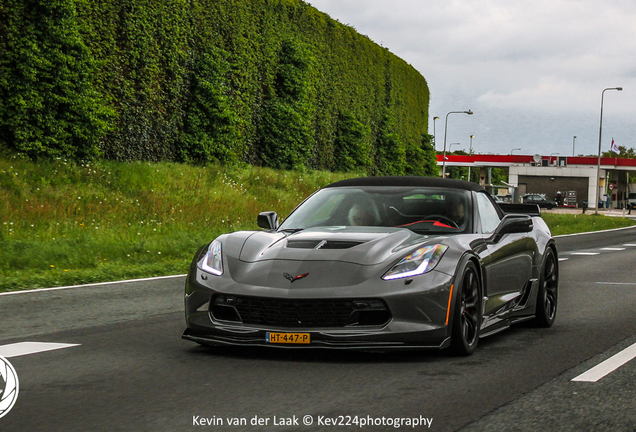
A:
183 177 558 355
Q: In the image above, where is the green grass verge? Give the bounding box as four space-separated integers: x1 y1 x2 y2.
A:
0 156 355 292
541 212 636 236
2 155 634 292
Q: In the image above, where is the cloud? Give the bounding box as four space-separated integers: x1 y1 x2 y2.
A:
308 0 636 154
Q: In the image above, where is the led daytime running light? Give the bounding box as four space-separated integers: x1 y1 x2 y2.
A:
198 240 223 276
383 244 448 280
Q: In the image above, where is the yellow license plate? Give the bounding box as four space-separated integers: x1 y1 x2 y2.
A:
266 332 310 344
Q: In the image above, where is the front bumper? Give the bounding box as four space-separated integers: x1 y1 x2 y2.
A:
183 262 455 350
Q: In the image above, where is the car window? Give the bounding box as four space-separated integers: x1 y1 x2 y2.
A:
475 192 501 234
279 187 471 234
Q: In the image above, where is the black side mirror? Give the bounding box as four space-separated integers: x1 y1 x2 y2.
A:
489 214 533 243
257 211 279 230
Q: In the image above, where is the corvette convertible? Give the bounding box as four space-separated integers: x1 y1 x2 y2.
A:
183 177 558 355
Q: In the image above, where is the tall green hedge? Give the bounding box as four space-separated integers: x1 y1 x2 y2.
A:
0 0 432 175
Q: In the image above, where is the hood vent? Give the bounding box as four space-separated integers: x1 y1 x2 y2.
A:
286 239 365 250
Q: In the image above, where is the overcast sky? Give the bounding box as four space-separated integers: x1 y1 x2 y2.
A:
307 0 636 157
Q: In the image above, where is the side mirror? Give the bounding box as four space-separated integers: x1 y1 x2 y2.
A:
489 214 533 243
257 211 279 230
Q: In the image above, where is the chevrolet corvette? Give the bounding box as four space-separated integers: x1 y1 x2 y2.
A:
183 177 558 355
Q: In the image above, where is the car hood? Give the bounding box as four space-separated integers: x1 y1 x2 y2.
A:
235 227 439 266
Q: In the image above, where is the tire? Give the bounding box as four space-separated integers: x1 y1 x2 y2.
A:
450 261 482 356
535 247 558 327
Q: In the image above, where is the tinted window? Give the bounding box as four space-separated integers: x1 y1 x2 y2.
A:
476 192 501 234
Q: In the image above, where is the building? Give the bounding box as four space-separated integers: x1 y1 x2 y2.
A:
437 154 636 209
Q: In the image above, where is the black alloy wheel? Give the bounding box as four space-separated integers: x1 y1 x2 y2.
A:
535 247 558 327
451 261 482 355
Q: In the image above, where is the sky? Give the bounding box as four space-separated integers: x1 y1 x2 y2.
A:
307 0 636 157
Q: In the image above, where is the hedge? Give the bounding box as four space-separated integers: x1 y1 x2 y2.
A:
0 0 434 175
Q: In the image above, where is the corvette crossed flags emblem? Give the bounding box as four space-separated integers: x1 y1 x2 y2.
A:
283 272 309 283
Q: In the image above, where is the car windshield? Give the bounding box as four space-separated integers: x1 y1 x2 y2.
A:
279 187 471 234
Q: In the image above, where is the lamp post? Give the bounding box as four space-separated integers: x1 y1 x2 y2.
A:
442 110 473 177
595 87 623 214
433 116 440 149
572 136 577 156
446 143 461 178
468 135 475 182
511 148 521 155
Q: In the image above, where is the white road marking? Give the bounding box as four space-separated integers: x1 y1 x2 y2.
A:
555 224 636 238
558 258 569 261
600 247 626 251
623 244 636 247
0 274 187 296
0 342 80 358
570 252 600 256
572 343 636 382
596 282 636 286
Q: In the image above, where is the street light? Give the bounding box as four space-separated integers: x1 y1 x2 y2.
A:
442 110 473 177
510 148 521 155
446 143 461 178
468 135 475 182
572 136 577 156
595 87 623 214
433 116 440 149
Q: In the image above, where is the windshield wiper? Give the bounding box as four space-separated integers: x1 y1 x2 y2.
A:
280 228 304 234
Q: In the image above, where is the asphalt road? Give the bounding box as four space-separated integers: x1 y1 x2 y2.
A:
2 227 636 431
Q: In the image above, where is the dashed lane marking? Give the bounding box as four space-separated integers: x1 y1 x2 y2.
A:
570 252 600 256
0 342 80 358
572 342 636 382
558 258 569 261
600 247 626 251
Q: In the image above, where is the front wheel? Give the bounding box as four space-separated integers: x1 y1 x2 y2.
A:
450 261 482 356
535 248 558 327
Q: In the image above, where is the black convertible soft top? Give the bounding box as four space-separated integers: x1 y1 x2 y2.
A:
325 176 485 192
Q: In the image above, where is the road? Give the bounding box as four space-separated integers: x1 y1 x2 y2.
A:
1 227 636 431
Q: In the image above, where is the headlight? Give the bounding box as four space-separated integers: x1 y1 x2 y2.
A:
198 240 223 276
382 244 448 280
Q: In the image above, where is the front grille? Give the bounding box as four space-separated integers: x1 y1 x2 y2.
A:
211 295 391 328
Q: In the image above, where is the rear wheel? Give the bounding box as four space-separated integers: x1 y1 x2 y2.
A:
535 247 558 327
450 261 482 356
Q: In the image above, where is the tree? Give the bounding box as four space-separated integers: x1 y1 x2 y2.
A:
601 145 636 159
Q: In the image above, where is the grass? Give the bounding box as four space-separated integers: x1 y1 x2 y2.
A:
1 154 634 292
541 212 636 236
0 155 352 292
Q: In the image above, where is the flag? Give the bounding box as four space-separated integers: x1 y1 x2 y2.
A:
611 138 620 154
